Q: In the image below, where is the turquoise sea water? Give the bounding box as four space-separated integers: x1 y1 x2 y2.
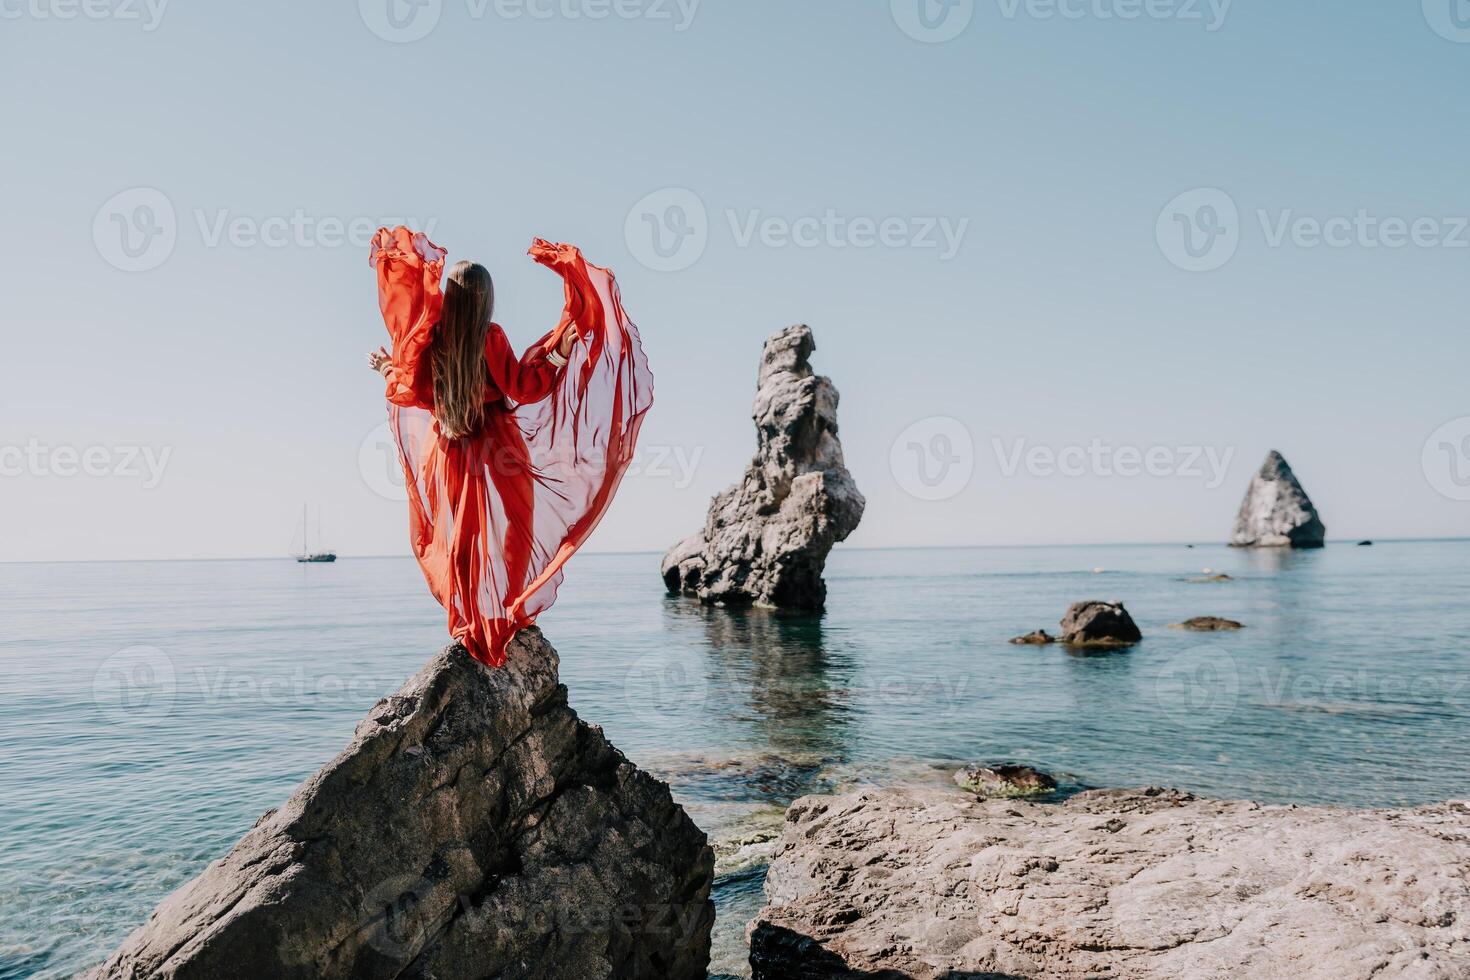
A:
3 542 1469 978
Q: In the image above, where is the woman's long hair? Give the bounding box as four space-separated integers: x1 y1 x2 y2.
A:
432 260 494 439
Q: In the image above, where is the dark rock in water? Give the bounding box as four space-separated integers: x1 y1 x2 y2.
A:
747 787 1470 979
1188 573 1234 583
1009 629 1057 645
661 325 864 611
1171 616 1245 631
953 764 1057 798
1229 450 1326 548
85 630 714 980
1358 540 1373 546
1060 600 1142 647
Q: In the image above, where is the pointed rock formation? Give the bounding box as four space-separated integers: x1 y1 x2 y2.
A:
662 325 864 610
85 630 714 980
1230 450 1326 548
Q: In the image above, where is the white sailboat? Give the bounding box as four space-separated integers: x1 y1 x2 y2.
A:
293 504 337 563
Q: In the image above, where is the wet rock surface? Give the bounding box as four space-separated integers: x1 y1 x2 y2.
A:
953 764 1057 799
85 631 714 980
1059 600 1142 647
1171 616 1245 631
749 787 1470 979
662 325 864 610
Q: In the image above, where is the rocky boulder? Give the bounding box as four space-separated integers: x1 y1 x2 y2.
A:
1171 616 1245 631
86 630 714 980
1230 450 1326 548
1060 600 1142 647
1009 629 1056 645
953 764 1057 799
748 787 1470 979
662 324 864 609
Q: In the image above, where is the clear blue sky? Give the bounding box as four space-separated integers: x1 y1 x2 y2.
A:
3 1 1468 561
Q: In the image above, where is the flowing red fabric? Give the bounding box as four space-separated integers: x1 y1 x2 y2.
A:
370 226 653 666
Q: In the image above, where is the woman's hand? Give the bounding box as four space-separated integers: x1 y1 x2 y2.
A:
368 346 393 377
557 329 577 360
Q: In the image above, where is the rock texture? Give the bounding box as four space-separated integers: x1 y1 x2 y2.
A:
1171 616 1245 631
953 764 1057 799
749 787 1470 980
662 324 864 610
86 631 714 980
1230 450 1327 548
1009 629 1056 646
1059 600 1142 647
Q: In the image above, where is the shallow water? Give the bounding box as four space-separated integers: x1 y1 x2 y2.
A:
3 541 1468 978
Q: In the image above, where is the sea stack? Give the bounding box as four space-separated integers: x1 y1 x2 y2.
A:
662 324 864 610
86 631 715 980
1229 450 1326 548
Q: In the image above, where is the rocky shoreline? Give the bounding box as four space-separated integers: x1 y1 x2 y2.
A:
748 786 1470 979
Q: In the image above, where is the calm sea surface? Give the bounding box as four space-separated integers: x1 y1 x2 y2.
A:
3 542 1468 978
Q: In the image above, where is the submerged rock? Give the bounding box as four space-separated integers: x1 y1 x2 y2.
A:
1188 572 1234 583
1230 450 1326 548
661 324 864 610
1060 600 1142 647
86 631 714 980
1171 616 1245 631
749 788 1470 979
953 764 1057 799
1009 629 1057 645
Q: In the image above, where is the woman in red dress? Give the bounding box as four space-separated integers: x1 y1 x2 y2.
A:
367 227 652 666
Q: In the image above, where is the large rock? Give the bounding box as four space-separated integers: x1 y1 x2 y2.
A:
1059 600 1142 647
86 630 714 980
748 787 1470 980
1230 450 1326 548
662 324 864 609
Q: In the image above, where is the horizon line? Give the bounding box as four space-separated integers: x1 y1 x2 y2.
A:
3 536 1465 565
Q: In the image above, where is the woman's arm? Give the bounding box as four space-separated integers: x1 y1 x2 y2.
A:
485 324 566 404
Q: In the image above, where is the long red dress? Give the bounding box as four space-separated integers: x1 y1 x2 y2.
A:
370 226 653 666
